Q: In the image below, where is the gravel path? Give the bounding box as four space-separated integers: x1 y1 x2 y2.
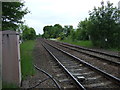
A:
21 39 120 89
21 39 59 89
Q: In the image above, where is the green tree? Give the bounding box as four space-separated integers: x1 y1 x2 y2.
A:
69 29 76 41
29 28 36 40
63 25 73 37
54 24 63 38
88 1 120 48
21 25 36 40
43 25 53 38
2 1 29 30
36 33 42 38
77 18 90 40
42 24 63 39
74 29 81 40
17 23 26 33
22 25 29 40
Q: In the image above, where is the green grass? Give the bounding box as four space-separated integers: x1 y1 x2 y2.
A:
2 82 18 88
61 38 120 52
108 48 120 52
61 39 93 48
20 40 36 80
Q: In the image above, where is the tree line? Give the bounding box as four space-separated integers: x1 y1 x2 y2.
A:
42 1 120 49
2 1 36 41
42 24 74 40
2 1 120 48
18 24 36 40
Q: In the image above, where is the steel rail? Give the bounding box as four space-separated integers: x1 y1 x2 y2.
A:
27 77 50 89
44 40 120 86
33 65 61 90
62 42 120 58
58 43 120 66
41 42 86 90
50 40 120 58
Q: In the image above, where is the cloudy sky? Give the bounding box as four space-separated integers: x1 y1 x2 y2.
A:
23 0 120 34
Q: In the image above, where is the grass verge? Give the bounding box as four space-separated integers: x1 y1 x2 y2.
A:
60 39 120 52
61 39 93 48
2 82 18 88
20 40 36 80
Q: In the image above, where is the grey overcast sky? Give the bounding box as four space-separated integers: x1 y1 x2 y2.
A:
23 0 120 34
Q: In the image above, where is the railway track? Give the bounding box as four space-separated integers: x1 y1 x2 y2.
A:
40 39 120 89
52 40 120 58
45 39 120 79
58 44 120 66
49 40 120 65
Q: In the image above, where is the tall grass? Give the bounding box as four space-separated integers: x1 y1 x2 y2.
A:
20 40 35 80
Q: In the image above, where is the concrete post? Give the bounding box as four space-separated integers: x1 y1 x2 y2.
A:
1 30 21 86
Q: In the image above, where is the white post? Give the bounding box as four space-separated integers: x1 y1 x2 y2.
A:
0 31 2 90
17 35 21 86
118 1 120 9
